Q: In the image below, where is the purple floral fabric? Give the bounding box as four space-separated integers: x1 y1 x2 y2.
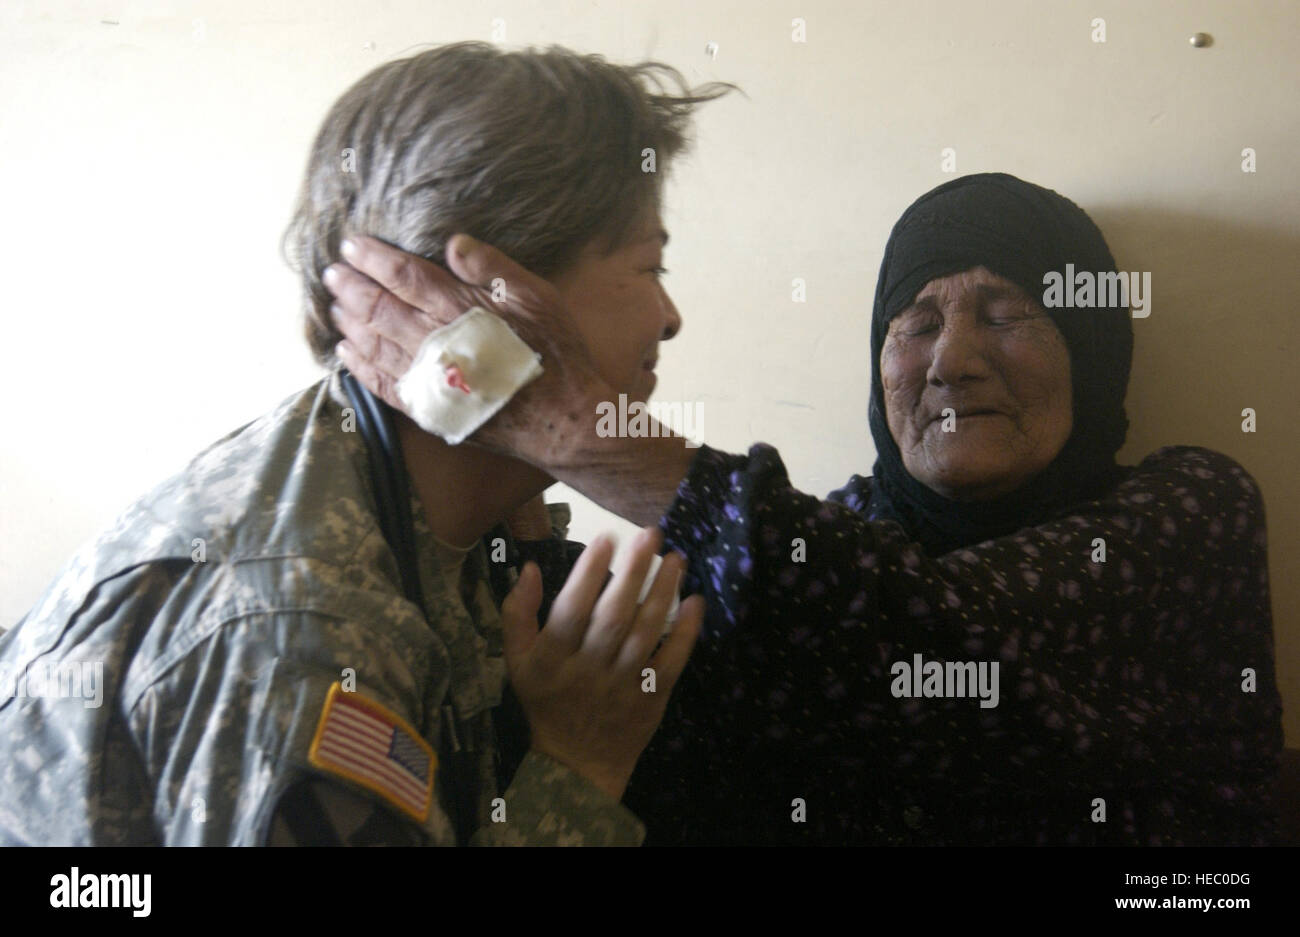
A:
623 443 1283 844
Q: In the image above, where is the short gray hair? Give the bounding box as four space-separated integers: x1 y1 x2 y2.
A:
282 41 736 368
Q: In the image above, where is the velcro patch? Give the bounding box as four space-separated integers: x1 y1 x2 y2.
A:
308 682 436 823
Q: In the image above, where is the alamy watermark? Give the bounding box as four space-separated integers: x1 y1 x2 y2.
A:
595 394 703 447
890 653 999 708
1 660 104 708
1042 265 1151 318
50 867 150 917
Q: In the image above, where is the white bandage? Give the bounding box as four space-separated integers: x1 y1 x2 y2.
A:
396 307 544 444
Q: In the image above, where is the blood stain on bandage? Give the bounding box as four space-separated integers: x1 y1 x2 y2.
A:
444 364 472 394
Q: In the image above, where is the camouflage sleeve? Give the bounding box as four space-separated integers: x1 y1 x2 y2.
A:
131 658 459 846
266 776 432 846
472 750 645 846
0 561 190 846
125 563 471 845
264 752 646 847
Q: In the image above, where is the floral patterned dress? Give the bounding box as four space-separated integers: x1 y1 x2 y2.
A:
622 443 1284 845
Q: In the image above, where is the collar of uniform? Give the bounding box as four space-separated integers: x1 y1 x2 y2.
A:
325 369 381 513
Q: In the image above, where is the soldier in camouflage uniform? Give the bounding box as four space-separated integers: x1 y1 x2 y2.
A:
0 42 723 845
0 368 690 845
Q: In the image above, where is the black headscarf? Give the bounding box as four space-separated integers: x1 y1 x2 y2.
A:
865 172 1134 555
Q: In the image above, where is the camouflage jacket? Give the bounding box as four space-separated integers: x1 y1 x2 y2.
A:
0 370 643 846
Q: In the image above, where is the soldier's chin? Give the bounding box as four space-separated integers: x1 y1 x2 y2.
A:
635 369 657 401
616 378 654 405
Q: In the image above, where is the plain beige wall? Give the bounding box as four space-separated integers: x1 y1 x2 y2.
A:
3 0 1296 744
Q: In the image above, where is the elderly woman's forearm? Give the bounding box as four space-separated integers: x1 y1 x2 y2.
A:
546 419 698 526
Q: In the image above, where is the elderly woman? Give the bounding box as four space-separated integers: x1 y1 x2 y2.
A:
328 172 1284 845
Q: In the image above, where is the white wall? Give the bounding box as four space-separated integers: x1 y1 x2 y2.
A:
3 0 1296 743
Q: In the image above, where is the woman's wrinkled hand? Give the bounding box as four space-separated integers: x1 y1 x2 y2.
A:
322 234 610 467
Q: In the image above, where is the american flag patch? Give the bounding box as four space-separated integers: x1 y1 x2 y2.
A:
308 682 436 823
